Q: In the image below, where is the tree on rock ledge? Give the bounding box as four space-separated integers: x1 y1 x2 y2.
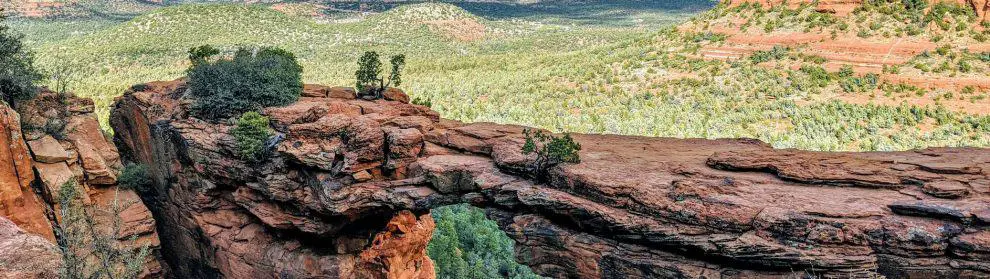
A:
355 51 405 99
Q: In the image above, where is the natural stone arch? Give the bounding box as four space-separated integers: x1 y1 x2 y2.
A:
112 80 990 279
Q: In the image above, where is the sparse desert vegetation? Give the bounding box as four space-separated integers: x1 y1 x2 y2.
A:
9 1 988 152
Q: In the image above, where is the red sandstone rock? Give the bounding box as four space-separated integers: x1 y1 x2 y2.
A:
0 216 60 279
111 79 990 278
359 211 436 279
27 135 70 163
383 87 411 103
0 103 53 241
5 91 166 278
302 84 331 98
329 86 358 99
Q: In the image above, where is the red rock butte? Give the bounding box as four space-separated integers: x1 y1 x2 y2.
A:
100 79 990 278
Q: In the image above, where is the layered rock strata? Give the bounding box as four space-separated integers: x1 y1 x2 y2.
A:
111 79 990 278
1 91 164 278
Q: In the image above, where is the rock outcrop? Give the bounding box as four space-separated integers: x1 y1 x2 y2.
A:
0 103 52 241
111 79 990 278
1 91 165 278
0 216 60 279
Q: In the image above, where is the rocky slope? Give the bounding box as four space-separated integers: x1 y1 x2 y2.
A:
111 79 990 278
692 0 990 96
0 91 164 278
726 0 988 19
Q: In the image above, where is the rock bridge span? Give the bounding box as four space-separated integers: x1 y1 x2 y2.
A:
110 80 990 279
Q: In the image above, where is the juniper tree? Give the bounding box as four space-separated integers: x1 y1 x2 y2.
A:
186 46 302 120
521 129 582 179
355 51 406 98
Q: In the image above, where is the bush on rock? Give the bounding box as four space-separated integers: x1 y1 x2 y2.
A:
187 45 302 120
232 111 274 162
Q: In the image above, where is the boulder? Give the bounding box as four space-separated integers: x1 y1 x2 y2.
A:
328 87 357 99
383 87 410 103
0 216 60 279
75 140 117 185
65 115 120 169
301 84 331 98
27 136 70 163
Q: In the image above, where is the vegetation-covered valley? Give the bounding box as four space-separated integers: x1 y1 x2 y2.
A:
9 1 989 152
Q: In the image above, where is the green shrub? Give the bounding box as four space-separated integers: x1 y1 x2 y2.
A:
118 164 152 191
36 116 67 139
522 129 581 177
979 52 990 62
690 31 727 43
187 46 302 120
962 85 976 95
129 83 150 92
749 45 788 63
411 96 432 108
958 59 973 73
799 65 831 87
857 29 872 38
841 73 880 93
883 64 901 74
936 44 951 56
188 44 220 65
902 0 927 13
838 65 855 78
231 111 274 162
355 51 406 98
0 13 43 107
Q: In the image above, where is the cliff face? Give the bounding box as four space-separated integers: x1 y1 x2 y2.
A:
111 79 990 278
0 103 51 241
0 92 165 278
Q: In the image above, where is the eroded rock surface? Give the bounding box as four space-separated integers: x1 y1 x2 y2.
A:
1 91 165 278
112 79 990 278
0 216 60 279
0 103 52 241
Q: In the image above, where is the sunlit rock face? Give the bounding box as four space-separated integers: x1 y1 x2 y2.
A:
0 102 51 241
113 79 990 279
1 92 164 278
